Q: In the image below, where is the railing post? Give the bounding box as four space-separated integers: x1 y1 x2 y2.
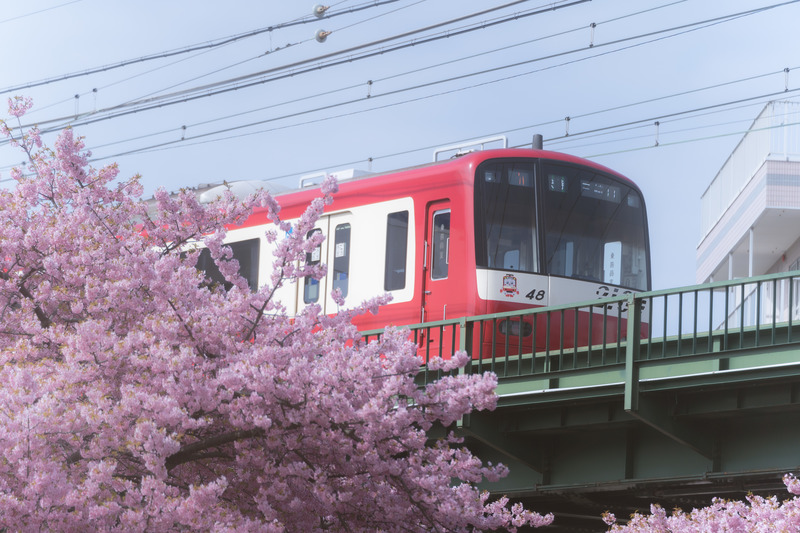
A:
624 293 642 412
786 276 794 342
459 317 470 375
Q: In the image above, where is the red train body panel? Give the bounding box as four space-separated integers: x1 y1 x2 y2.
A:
210 147 651 357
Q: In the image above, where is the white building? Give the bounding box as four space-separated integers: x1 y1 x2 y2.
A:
697 100 800 282
696 100 800 325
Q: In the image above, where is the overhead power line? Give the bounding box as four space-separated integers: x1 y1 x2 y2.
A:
271 97 800 184
3 0 798 189
0 0 83 25
584 116 800 159
186 99 800 187
81 0 697 154
3 93 799 185
27 0 423 120
47 2 796 159
0 0 405 96
14 0 576 132
93 0 428 119
41 74 791 186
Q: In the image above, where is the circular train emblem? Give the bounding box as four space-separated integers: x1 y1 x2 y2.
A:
501 274 520 297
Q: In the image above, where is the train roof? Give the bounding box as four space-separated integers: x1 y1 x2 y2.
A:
285 147 632 192
182 146 636 207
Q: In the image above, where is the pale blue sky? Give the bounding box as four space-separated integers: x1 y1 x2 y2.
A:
1 0 799 292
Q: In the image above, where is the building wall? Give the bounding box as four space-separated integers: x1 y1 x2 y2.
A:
700 101 800 240
696 102 800 284
696 162 768 283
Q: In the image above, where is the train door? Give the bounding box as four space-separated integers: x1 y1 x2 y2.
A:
322 213 353 311
298 223 328 314
297 213 353 315
420 202 454 357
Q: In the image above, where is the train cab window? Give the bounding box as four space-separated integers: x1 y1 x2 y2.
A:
431 210 450 280
384 211 409 291
332 223 351 298
474 161 538 274
196 238 260 292
542 163 649 291
303 229 322 303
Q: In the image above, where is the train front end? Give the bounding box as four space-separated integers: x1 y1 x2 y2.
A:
471 150 651 357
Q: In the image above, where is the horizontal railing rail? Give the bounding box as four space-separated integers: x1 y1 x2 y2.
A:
362 271 800 383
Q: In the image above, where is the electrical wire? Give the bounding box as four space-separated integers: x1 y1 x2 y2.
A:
584 116 800 160
35 86 791 192
27 41 247 118
217 111 800 186
546 97 800 151
72 0 700 154
3 101 796 185
328 0 427 33
65 6 798 162
19 0 791 142
0 0 83 25
13 0 568 132
86 83 799 170
3 1 798 188
542 88 800 146
66 0 685 125
99 0 426 119
0 0 405 96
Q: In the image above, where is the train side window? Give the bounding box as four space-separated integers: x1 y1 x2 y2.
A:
196 238 260 292
303 229 322 303
431 209 450 280
332 223 351 298
384 211 409 291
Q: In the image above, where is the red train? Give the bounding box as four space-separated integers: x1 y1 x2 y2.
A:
200 141 651 355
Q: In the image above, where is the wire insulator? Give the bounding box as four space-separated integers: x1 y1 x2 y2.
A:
315 29 331 43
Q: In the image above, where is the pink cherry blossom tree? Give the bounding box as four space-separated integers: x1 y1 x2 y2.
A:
0 97 552 532
602 474 800 532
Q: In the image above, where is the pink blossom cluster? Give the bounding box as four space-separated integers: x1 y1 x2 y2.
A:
604 475 800 532
0 101 552 531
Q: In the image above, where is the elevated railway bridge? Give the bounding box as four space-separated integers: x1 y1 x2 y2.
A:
367 270 800 531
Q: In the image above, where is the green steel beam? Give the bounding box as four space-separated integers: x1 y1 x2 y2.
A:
377 272 800 506
459 412 546 473
624 293 641 413
674 382 800 417
625 395 714 459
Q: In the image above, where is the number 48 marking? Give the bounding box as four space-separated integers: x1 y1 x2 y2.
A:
525 289 546 301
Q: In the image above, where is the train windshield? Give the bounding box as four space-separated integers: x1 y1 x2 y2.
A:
474 161 539 273
474 159 649 291
541 162 648 290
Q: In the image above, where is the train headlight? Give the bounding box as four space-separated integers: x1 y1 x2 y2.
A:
498 319 532 337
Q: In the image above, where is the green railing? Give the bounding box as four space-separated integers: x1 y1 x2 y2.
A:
363 271 800 381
